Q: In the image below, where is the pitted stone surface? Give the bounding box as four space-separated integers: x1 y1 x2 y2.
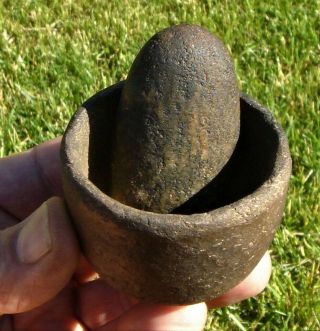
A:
110 24 240 213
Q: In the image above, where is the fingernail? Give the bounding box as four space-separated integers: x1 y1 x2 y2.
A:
16 202 52 264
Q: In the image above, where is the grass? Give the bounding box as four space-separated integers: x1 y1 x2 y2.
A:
0 0 319 330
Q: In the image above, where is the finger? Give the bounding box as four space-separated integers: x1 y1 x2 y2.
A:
0 197 79 314
98 302 207 331
207 251 272 308
74 255 99 283
77 279 137 330
0 137 62 220
14 286 87 331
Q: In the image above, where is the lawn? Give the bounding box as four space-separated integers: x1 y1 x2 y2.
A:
0 1 319 330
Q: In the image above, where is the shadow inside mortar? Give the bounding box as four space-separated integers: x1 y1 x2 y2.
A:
84 81 279 215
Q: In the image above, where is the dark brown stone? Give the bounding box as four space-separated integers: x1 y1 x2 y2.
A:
110 24 240 213
61 82 292 304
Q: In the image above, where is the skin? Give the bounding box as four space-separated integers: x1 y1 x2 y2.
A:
0 138 272 331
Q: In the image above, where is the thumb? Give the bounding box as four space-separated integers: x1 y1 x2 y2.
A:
0 197 79 314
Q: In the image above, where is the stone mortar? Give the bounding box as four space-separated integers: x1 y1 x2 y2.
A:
61 81 292 304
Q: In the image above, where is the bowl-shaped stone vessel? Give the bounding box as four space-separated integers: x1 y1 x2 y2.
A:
61 81 291 304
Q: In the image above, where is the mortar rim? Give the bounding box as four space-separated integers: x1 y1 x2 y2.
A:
61 82 292 233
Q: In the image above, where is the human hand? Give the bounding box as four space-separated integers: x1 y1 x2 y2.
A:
0 138 272 330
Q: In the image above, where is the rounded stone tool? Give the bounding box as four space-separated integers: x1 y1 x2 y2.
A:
111 24 240 213
61 25 292 304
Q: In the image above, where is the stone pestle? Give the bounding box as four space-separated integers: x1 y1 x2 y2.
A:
110 24 240 213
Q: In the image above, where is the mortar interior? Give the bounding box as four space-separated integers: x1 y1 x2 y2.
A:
84 82 279 215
